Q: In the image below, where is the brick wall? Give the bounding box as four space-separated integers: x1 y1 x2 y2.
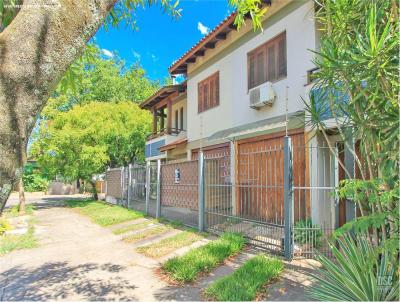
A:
160 160 198 210
106 168 123 199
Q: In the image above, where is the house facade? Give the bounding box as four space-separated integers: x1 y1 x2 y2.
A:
140 0 354 232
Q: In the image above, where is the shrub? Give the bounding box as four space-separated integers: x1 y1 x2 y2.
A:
23 172 49 192
294 218 322 248
308 233 399 301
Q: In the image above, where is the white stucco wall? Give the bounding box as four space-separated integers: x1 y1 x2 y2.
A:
186 1 316 142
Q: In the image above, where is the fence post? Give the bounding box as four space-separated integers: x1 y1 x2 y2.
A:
156 159 161 219
120 167 124 204
198 151 205 232
105 167 109 197
127 163 132 209
145 161 151 215
284 135 294 260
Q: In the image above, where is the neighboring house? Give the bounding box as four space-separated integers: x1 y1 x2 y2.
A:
140 83 188 161
140 0 355 231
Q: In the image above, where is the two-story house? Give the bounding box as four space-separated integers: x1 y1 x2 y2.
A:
140 0 352 231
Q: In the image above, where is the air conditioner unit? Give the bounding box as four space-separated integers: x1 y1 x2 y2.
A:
249 82 276 109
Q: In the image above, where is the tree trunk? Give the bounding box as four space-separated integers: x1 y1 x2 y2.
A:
18 177 26 214
0 0 117 213
89 180 98 200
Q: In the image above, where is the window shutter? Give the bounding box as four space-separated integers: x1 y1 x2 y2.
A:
198 82 203 113
215 73 219 105
267 45 276 81
278 37 286 77
248 55 255 89
256 51 264 86
248 32 286 86
198 72 219 112
209 77 215 107
203 82 209 111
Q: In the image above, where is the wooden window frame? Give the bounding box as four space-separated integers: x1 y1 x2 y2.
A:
198 71 220 113
247 31 287 90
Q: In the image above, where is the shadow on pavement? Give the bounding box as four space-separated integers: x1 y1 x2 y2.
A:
0 262 138 301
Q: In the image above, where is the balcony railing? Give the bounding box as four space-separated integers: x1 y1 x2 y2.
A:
147 128 186 140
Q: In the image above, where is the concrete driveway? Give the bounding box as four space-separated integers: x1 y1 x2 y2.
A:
0 195 170 301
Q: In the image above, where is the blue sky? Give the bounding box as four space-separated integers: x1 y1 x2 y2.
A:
94 0 232 81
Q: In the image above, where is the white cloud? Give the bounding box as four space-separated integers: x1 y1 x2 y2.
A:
151 54 159 62
132 50 141 60
101 48 114 58
197 22 210 35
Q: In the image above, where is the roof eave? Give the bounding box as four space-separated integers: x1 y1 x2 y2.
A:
139 84 185 110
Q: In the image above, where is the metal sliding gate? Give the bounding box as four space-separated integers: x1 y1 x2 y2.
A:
203 143 286 255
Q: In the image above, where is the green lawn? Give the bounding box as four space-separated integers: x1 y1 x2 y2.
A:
4 204 36 218
136 230 204 258
204 254 283 301
0 226 38 255
162 232 246 282
65 199 144 226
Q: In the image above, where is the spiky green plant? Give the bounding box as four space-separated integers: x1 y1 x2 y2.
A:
309 233 399 301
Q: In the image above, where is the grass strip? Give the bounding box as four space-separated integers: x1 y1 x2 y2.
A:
65 199 144 226
112 221 153 235
162 232 246 282
122 225 171 243
4 204 36 218
136 231 204 258
0 227 38 255
204 254 283 301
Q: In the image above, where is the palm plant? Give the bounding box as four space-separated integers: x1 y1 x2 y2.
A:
306 0 399 246
309 233 399 301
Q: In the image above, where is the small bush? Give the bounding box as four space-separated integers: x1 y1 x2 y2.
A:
23 164 49 192
205 254 283 301
294 218 322 248
163 232 245 282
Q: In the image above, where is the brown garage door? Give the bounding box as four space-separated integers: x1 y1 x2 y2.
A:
236 130 308 225
191 143 230 160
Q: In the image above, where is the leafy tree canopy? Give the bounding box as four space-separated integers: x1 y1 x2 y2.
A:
31 102 151 184
54 43 161 110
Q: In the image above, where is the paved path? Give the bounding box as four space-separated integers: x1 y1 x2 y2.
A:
0 198 167 301
0 195 317 301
